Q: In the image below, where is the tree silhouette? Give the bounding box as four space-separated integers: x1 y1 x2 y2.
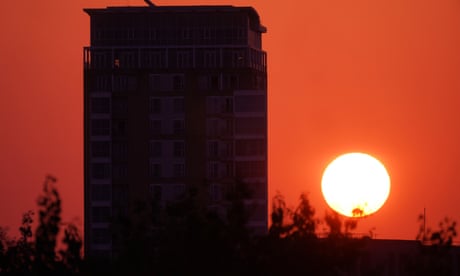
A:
290 193 317 239
0 175 82 275
324 210 358 238
144 181 256 276
417 215 457 248
268 192 288 238
59 223 83 274
4 175 460 275
0 211 35 274
406 214 458 275
254 193 367 275
34 175 61 272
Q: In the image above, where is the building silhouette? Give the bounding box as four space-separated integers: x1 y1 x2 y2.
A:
83 3 267 257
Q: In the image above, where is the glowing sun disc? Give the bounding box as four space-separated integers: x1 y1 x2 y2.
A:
321 152 391 217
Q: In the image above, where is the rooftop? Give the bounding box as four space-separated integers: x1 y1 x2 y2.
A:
84 3 266 33
84 4 260 17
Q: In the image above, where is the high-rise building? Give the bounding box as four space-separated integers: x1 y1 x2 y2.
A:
83 3 267 258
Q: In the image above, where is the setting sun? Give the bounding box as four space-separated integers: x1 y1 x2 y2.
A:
321 152 391 218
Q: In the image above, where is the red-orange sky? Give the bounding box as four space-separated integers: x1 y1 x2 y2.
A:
1 0 460 241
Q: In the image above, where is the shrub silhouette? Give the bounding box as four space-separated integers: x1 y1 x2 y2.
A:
1 177 458 275
0 175 82 275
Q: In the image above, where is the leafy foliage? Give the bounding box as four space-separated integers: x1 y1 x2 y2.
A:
0 175 82 275
59 223 83 274
407 214 458 275
417 215 457 248
1 176 458 275
35 175 62 272
256 193 367 275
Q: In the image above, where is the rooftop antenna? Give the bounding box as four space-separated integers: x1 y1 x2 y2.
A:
144 0 156 7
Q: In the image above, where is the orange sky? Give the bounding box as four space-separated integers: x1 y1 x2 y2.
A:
1 0 460 241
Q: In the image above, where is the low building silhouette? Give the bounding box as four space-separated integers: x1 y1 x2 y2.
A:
358 239 460 275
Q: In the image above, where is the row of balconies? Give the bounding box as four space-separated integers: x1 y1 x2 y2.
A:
83 46 267 72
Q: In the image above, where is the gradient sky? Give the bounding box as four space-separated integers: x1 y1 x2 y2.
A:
1 0 460 241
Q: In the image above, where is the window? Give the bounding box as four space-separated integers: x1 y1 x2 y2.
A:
91 119 110 136
91 185 111 201
173 184 185 198
208 141 218 158
235 139 266 156
91 141 110 158
210 183 222 201
235 161 266 178
206 118 233 137
150 120 162 135
91 227 111 245
112 120 127 137
223 119 233 136
112 164 128 179
206 96 232 114
112 98 128 116
235 117 266 135
249 182 266 200
92 52 111 69
224 98 233 113
149 98 161 114
149 29 158 41
149 163 161 177
181 27 192 40
206 97 220 114
173 75 185 90
119 51 138 69
149 184 162 200
91 249 111 258
149 74 177 91
222 142 233 157
91 97 110 114
142 50 164 68
93 29 104 41
249 202 267 221
173 163 185 177
150 140 162 157
173 120 184 135
222 74 239 89
235 95 265 113
231 49 246 67
206 119 219 137
210 75 220 90
176 51 192 68
224 162 233 177
198 75 209 90
94 75 111 91
203 28 213 40
91 163 111 179
113 75 137 92
173 141 185 157
204 50 218 68
208 162 219 178
149 74 162 91
199 74 222 90
173 98 184 113
258 75 267 89
236 27 246 40
113 186 128 203
112 142 128 159
91 206 111 223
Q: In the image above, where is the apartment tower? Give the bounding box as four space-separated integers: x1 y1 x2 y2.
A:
84 2 267 257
